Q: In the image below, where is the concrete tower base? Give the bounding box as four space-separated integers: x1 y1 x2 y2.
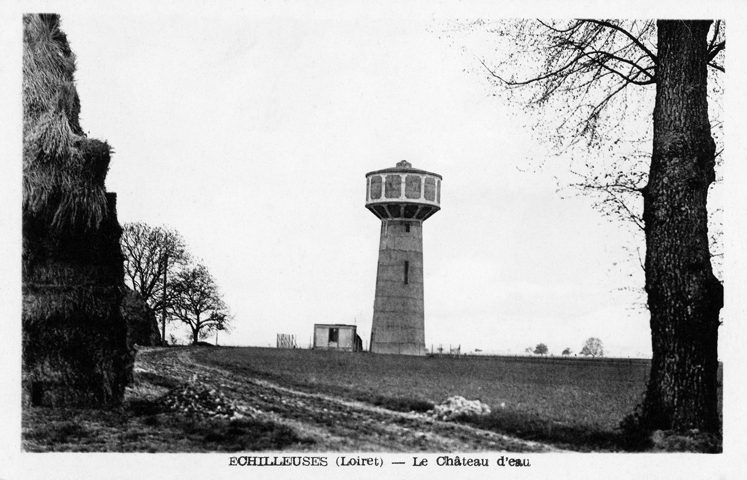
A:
370 219 426 356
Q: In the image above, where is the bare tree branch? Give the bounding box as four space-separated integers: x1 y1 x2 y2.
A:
581 19 658 65
707 62 725 73
120 222 190 313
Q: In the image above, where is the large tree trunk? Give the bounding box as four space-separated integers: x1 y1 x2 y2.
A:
639 20 722 433
193 319 200 345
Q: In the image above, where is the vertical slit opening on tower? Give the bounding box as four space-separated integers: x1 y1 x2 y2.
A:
404 261 409 284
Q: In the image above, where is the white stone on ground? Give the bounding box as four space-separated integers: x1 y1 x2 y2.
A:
426 396 492 421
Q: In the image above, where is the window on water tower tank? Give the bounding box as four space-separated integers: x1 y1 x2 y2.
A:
424 177 436 201
405 174 421 199
328 328 339 343
405 223 410 233
404 261 409 284
370 176 382 200
385 175 401 198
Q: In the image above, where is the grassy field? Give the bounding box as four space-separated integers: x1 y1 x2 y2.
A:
22 362 314 453
23 347 722 452
196 347 650 427
22 404 310 453
195 347 722 452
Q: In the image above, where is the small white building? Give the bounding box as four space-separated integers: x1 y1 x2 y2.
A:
313 324 362 352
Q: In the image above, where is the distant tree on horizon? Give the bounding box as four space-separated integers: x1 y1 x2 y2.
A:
533 343 548 356
562 348 572 356
169 263 232 345
580 337 604 358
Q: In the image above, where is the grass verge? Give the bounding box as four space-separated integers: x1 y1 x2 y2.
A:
23 393 314 452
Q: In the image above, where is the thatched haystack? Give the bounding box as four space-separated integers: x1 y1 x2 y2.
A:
121 288 162 347
22 14 133 407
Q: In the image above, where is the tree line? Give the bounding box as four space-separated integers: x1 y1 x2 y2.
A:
526 337 604 357
121 222 231 345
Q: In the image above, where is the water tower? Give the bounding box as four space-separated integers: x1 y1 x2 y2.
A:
365 160 441 355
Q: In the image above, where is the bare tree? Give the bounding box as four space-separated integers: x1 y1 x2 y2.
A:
579 337 604 358
120 222 189 342
458 19 724 433
168 263 231 345
447 19 723 278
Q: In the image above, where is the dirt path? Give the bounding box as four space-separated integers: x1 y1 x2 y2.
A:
135 347 558 452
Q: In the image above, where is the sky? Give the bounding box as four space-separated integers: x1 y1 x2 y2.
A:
2 3 745 359
32 10 665 358
2 1 747 478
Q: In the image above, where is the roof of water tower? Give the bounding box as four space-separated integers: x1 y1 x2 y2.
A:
364 160 442 221
365 160 442 179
